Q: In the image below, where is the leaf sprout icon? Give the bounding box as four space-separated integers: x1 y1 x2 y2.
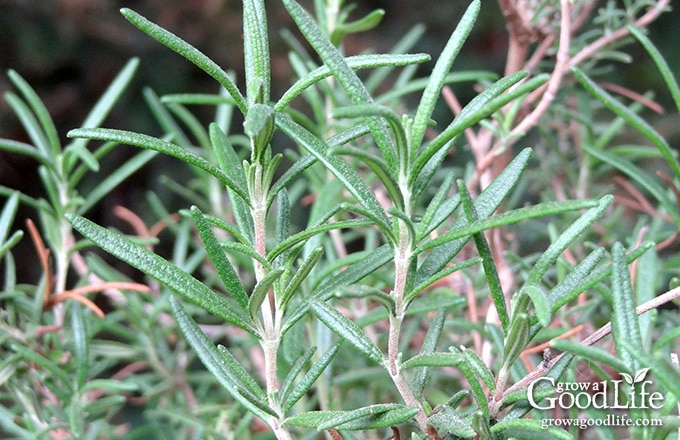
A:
621 367 651 388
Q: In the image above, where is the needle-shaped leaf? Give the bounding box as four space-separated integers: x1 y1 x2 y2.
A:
629 25 680 118
502 313 530 369
461 347 496 395
330 144 403 209
410 71 541 185
282 343 340 412
268 219 372 262
401 352 462 369
310 300 384 365
276 54 430 111
69 58 140 156
573 66 680 183
524 195 612 287
490 419 573 439
169 297 274 419
316 404 417 431
7 70 61 159
190 206 249 311
0 192 20 245
610 242 643 373
243 0 270 104
79 150 158 215
282 244 393 334
208 123 248 197
410 0 479 154
275 114 390 232
415 148 532 285
458 179 508 331
409 308 446 397
68 214 256 335
428 407 476 438
70 303 89 390
4 92 55 167
279 247 323 310
249 267 284 320
550 339 629 375
282 0 396 170
67 128 249 202
583 143 680 227
331 9 384 45
120 8 246 114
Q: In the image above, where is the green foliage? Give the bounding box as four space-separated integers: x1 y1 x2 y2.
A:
2 0 679 438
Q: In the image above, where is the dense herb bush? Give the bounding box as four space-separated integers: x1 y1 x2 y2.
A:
2 1 680 439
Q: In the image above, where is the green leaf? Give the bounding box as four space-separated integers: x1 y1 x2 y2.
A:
316 404 417 430
411 71 540 185
453 346 489 418
69 58 140 157
70 303 89 390
279 346 316 404
310 300 384 365
68 214 256 335
401 352 462 369
410 0 479 154
0 192 20 245
550 339 629 375
67 128 249 202
190 206 249 311
573 66 680 183
243 0 270 104
524 285 551 328
331 9 385 46
249 267 284 320
545 248 605 313
244 104 275 162
0 230 23 261
503 313 530 368
457 179 509 331
268 218 372 262
415 148 532 285
282 0 396 170
276 53 430 111
332 103 409 183
428 408 476 438
461 347 496 395
79 150 158 215
279 247 323 310
610 242 643 373
283 410 345 428
491 418 574 439
524 195 612 287
169 297 275 419
7 70 61 159
282 245 393 334
410 308 446 396
283 343 340 412
583 143 680 226
621 340 680 402
628 25 680 138
3 92 55 167
0 138 46 166
404 258 481 304
275 114 390 232
330 144 403 209
416 172 455 240
120 8 246 113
